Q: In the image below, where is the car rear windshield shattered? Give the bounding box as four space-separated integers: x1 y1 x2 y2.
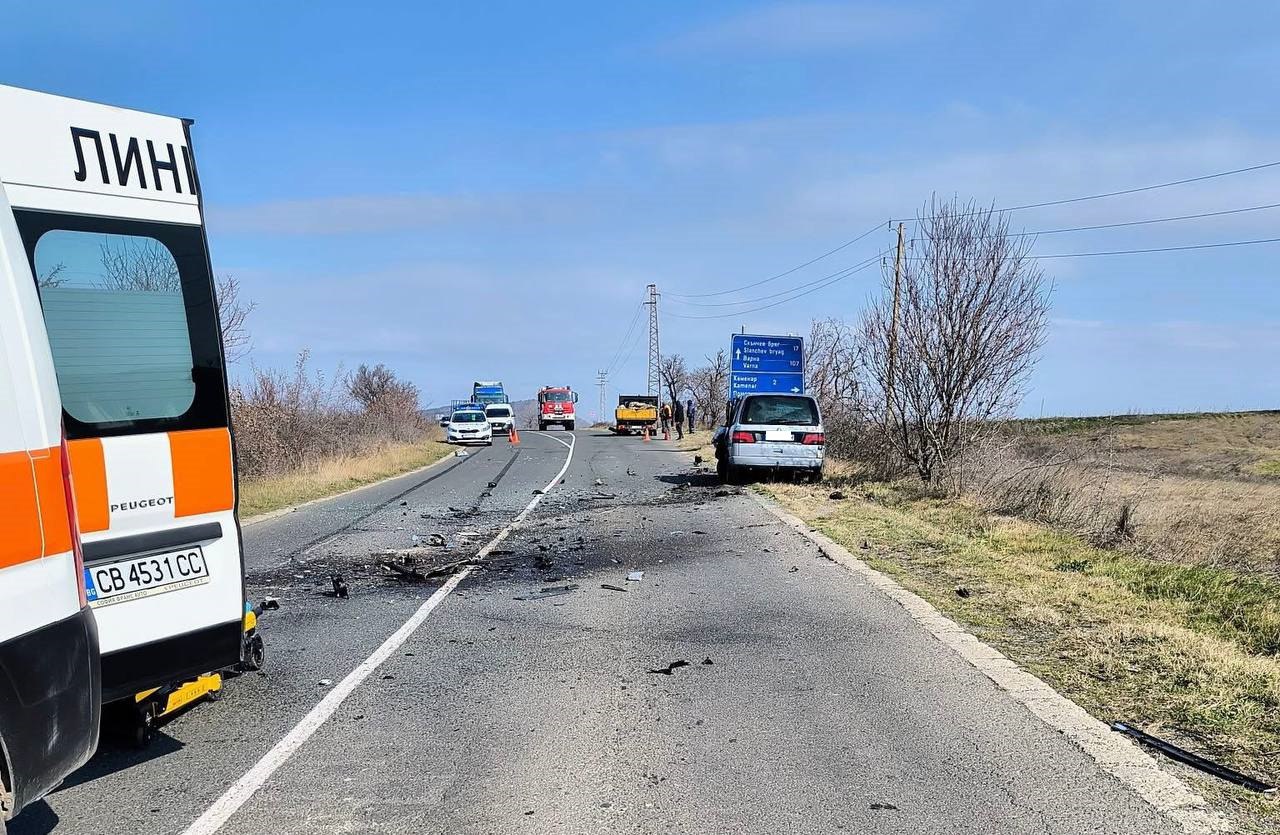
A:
742 396 818 425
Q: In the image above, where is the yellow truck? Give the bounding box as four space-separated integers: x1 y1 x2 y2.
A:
614 395 659 434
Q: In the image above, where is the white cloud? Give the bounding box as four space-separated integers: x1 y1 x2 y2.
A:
670 2 933 54
208 192 571 236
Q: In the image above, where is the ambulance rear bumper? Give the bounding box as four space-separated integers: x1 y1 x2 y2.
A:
0 606 100 818
101 619 242 703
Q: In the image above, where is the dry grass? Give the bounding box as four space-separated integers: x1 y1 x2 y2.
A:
239 434 451 518
764 479 1280 829
1005 413 1280 580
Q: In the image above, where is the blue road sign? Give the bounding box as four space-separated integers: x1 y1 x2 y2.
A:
729 334 804 399
730 333 804 374
730 371 804 397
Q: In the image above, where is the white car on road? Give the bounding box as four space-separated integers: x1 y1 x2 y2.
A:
446 409 493 445
484 403 515 435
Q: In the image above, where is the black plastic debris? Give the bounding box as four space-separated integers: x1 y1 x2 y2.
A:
829 490 846 500
427 533 447 546
701 658 713 666
714 490 731 497
399 500 408 506
487 481 498 488
330 575 348 599
693 455 703 465
870 803 898 811
648 660 690 675
533 489 545 495
1111 722 1277 793
601 583 628 592
954 585 971 598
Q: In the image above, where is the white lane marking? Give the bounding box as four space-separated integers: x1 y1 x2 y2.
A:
181 433 576 835
750 492 1231 835
542 430 574 449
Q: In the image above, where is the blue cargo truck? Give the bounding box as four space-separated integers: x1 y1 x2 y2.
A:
473 381 506 405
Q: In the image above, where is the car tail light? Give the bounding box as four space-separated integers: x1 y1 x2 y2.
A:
731 431 756 444
60 432 88 607
801 433 825 445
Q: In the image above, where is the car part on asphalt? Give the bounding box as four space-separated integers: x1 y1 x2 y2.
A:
1110 722 1277 793
647 660 690 675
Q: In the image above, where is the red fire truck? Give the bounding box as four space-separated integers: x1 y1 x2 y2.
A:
537 386 578 431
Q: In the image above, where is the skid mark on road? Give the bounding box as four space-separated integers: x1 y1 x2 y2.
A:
180 433 576 835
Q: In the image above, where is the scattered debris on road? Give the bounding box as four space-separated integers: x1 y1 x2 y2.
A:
701 657 713 665
455 450 468 457
1110 722 1277 793
318 679 332 686
487 481 498 488
870 803 899 811
328 575 349 599
515 583 580 601
601 583 627 592
627 571 645 582
648 660 690 675
595 478 605 486
428 533 447 546
693 454 702 465
828 490 846 500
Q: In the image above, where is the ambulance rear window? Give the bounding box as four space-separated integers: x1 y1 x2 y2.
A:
34 231 196 424
18 210 229 439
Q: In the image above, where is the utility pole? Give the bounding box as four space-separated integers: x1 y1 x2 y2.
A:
886 222 905 429
645 283 661 405
596 369 607 425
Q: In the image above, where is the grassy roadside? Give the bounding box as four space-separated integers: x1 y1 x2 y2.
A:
762 478 1280 830
238 436 453 519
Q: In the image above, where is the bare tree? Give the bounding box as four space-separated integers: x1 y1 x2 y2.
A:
659 354 689 405
216 274 256 362
95 238 255 362
99 237 180 292
859 196 1050 482
687 349 728 428
38 262 68 288
807 317 864 416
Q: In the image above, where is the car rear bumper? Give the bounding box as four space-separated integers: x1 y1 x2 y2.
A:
0 606 101 816
730 444 824 469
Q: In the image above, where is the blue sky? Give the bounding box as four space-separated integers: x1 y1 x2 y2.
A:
6 1 1280 416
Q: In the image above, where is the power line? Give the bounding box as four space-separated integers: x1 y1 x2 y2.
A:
603 300 644 376
668 252 886 307
665 221 884 299
893 159 1280 223
1010 200 1280 237
667 258 880 320
1030 235 1280 259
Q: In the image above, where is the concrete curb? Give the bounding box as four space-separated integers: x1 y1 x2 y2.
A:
749 489 1233 835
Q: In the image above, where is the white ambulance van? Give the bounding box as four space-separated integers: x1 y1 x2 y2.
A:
0 85 246 713
0 98 100 826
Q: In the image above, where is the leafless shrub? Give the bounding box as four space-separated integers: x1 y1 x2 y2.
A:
859 197 1051 482
231 351 428 479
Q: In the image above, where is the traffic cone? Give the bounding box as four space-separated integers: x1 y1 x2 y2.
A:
509 425 520 445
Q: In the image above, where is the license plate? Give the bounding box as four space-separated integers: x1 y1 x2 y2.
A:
85 546 210 608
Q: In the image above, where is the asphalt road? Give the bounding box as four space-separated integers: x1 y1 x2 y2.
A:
14 429 1182 835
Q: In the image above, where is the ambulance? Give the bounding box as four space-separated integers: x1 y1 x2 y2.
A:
0 83 246 726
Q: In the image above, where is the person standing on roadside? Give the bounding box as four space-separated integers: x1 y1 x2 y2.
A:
686 399 696 433
660 401 672 437
673 398 685 440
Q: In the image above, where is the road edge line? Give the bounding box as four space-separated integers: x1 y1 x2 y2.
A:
180 434 577 835
747 489 1232 835
241 445 460 527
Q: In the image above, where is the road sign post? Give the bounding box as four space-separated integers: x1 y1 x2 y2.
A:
729 334 804 400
